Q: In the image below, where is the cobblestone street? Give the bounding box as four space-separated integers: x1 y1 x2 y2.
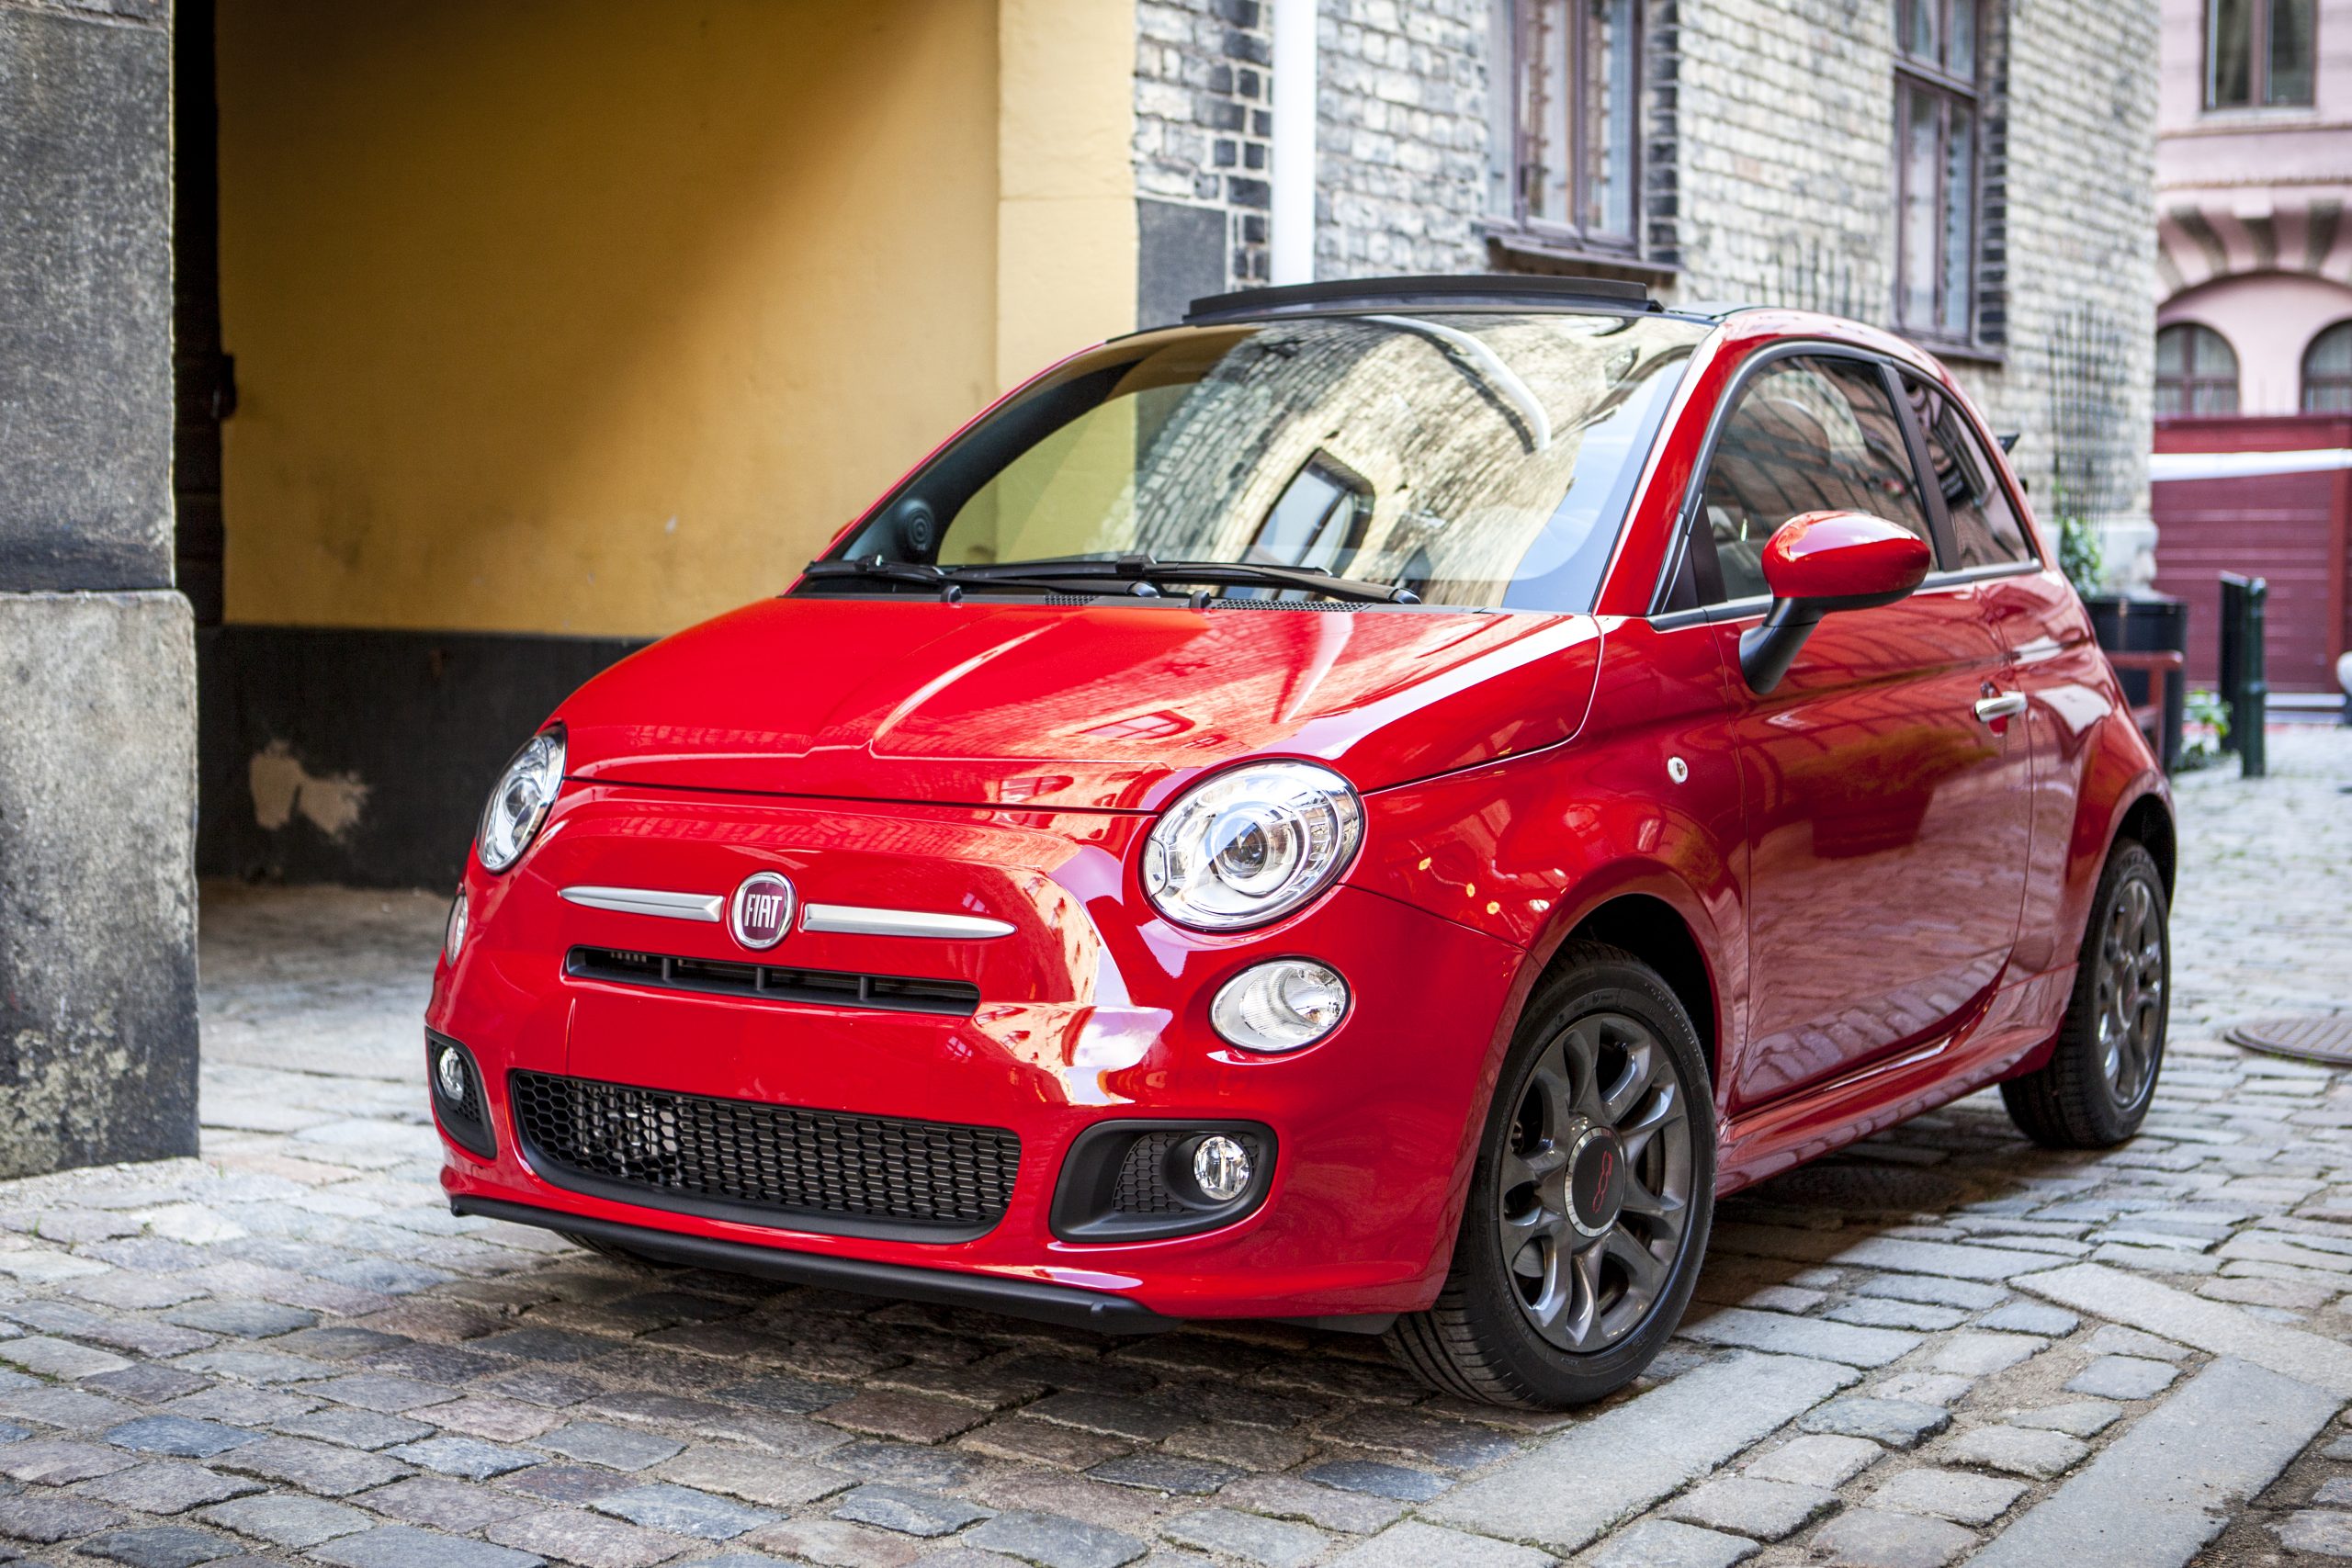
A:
1 728 2346 1568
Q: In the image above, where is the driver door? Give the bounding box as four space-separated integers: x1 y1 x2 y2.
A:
1684 354 2031 1111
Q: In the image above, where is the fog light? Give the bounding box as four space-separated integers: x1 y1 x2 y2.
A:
444 889 469 963
1210 960 1349 1052
434 1043 469 1104
1193 1134 1253 1201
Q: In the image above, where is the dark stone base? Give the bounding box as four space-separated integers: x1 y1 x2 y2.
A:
0 592 198 1178
198 624 648 889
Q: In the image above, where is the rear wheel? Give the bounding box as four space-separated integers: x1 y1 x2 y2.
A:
2001 839 2169 1148
1385 942 1714 1408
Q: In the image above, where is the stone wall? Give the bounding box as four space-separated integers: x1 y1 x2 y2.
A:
0 0 199 1174
1313 0 1491 277
1135 0 1277 323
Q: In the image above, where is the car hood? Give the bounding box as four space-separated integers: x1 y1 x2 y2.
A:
560 596 1602 811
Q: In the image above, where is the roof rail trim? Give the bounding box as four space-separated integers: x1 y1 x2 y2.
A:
1184 273 1656 324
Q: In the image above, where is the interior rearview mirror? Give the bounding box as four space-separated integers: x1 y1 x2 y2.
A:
1737 511 1932 695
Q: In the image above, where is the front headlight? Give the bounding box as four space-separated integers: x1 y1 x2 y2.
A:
1142 761 1363 931
477 726 565 874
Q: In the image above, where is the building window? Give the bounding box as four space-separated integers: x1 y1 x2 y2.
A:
2155 322 2241 415
1486 0 1643 255
2207 0 2316 108
2302 321 2352 410
1894 0 1984 344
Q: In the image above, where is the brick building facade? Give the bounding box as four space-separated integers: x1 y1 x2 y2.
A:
1135 0 2160 581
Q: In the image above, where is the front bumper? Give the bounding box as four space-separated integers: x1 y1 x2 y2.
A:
431 784 1524 1322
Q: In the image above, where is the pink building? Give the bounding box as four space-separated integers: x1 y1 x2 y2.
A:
2156 0 2352 412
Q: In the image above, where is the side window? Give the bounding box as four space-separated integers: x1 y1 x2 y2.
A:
1693 357 1932 604
1904 376 2034 567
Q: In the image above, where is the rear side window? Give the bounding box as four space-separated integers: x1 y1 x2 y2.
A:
1904 376 2034 568
1692 356 1932 604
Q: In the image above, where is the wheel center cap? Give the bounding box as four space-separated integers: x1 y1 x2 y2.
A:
1566 1125 1627 1237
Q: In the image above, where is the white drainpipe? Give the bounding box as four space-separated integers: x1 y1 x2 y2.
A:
1270 0 1317 286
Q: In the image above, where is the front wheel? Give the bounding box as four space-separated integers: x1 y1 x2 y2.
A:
2001 839 2170 1148
1385 942 1715 1408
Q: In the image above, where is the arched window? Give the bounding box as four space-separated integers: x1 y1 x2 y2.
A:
2301 321 2352 412
2154 322 2239 416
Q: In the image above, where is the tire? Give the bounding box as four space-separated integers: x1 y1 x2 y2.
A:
1385 942 1716 1408
2001 839 2169 1149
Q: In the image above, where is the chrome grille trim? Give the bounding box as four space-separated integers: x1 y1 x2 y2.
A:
560 886 725 923
801 904 1016 940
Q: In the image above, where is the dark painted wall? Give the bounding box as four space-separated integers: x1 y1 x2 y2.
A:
198 626 648 889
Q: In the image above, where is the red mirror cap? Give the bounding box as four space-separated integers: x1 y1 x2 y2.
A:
1760 511 1932 603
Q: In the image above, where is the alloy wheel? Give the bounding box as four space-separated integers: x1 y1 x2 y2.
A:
2095 874 2165 1108
1494 1010 1693 1353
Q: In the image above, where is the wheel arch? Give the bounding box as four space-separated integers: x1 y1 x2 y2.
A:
2116 787 2177 896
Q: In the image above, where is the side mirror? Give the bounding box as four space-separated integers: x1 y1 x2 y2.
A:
1737 511 1932 694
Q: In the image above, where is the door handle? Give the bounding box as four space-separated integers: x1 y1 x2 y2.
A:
1973 692 2028 724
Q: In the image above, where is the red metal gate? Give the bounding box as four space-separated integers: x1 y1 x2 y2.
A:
2152 414 2352 694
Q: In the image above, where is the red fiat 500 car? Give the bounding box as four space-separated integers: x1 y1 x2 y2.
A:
429 275 2173 1408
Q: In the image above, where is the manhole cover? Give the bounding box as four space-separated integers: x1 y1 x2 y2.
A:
1746 1164 1976 1215
2227 1015 2352 1065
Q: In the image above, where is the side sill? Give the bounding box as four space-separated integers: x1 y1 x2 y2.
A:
451 1195 1179 1336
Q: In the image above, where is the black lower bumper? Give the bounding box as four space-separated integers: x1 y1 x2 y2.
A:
452 1195 1178 1335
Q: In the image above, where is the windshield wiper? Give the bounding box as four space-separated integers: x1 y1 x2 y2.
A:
798 558 1101 600
950 555 1419 604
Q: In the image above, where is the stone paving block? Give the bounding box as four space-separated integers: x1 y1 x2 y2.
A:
1424 1352 1856 1551
960 1416 1132 1471
481 1368 605 1409
1866 1374 1973 1408
1159 1417 1314 1472
1975 1303 2078 1336
1663 1474 1840 1539
826 1438 981 1490
428 1396 563 1444
2019 1261 2352 1397
820 1391 988 1446
592 1481 778 1540
1312 1407 1521 1469
1806 1507 1976 1567
70 1523 243 1567
309 1522 548 1568
2278 1510 2352 1557
78 1458 264 1512
1160 1505 1329 1566
1218 1473 1407 1534
172 1348 335 1384
160 1383 316 1427
0 1335 132 1380
2083 1325 2188 1361
275 1407 435 1450
654 1445 852 1507
536 1420 684 1471
484 1506 702 1568
1799 1397 1950 1449
1743 1433 1882 1487
1023 1393 1193 1444
197 1491 374 1548
311 1373 458 1414
1972 1358 2341 1567
2 1436 140 1483
831 1482 993 1537
161 1301 317 1338
1871 1467 2027 1525
1297 1459 1449 1503
1586 1519 1758 1568
741 1517 922 1567
712 1373 847 1416
83 1365 214 1405
209 1434 412 1495
1825 1299 1966 1332
1678 1308 1920 1368
361 1475 537 1531
1926 1331 2042 1375
385 1435 546 1478
107 1416 262 1460
1087 1451 1239 1495
2064 1355 2178 1401
1939 1424 2089 1479
1325 1518 1556 1568
0 1490 125 1542
1850 1275 2007 1311
2006 1399 2121 1437
496 1462 639 1506
0 1385 137 1432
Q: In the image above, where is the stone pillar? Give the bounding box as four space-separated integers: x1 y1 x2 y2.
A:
0 0 198 1176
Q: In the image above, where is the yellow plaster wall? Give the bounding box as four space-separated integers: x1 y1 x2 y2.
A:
216 0 1135 640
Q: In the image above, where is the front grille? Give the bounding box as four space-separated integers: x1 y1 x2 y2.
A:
510 1070 1020 1239
568 947 979 1017
1111 1132 1190 1214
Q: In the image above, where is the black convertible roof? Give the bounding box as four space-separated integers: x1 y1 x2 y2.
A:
1184 273 1717 326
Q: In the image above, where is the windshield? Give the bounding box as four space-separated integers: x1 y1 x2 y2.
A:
826 311 1708 612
